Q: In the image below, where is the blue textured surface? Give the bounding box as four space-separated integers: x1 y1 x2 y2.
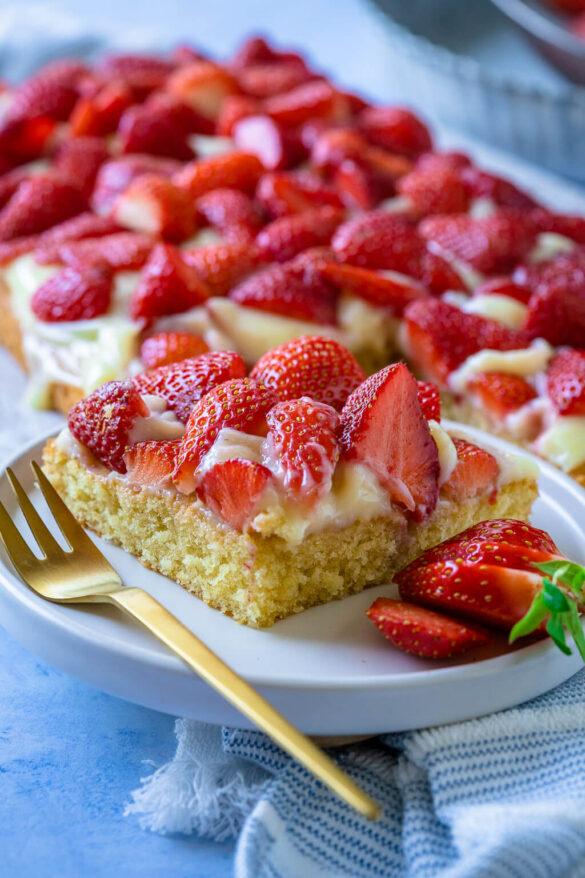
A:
0 625 234 877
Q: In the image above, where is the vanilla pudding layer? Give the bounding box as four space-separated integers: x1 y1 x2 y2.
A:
43 430 538 627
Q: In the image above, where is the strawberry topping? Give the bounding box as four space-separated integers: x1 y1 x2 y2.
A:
130 243 211 322
546 348 585 416
124 440 180 487
441 438 499 502
140 331 209 369
31 265 112 322
196 459 273 531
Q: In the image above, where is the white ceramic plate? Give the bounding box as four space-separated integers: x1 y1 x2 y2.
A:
0 425 584 735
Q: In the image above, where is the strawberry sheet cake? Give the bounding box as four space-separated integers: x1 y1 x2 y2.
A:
1 38 584 486
42 335 538 627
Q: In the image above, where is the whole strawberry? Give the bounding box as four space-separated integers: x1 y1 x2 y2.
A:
130 243 211 322
31 265 112 322
68 380 149 472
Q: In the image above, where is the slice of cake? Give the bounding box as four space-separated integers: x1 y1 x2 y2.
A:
42 337 538 627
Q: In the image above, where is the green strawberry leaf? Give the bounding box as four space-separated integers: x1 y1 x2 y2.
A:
566 602 585 662
542 581 570 613
533 560 585 597
509 592 548 643
546 613 572 655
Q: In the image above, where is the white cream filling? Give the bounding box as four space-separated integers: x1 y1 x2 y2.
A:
129 396 185 443
448 339 553 394
535 416 585 473
189 134 236 157
428 419 457 487
528 232 575 264
180 228 224 250
461 294 528 329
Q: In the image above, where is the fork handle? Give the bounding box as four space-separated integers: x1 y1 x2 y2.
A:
108 586 380 821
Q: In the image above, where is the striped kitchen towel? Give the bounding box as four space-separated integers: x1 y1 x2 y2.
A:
127 668 585 878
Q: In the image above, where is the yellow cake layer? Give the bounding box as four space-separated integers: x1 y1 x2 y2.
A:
42 438 538 628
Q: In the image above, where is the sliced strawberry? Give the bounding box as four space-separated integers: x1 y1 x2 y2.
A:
419 249 467 295
33 213 122 264
216 95 259 137
416 381 441 421
237 61 312 98
332 160 386 211
441 438 499 502
265 398 340 505
419 211 537 275
133 350 246 424
91 154 182 215
0 167 34 210
70 79 134 137
415 152 471 173
30 265 112 322
366 598 491 659
475 276 532 305
68 380 149 472
546 348 585 416
358 107 432 157
320 261 427 314
173 377 277 493
53 136 109 197
339 363 440 518
117 103 194 161
460 167 539 211
140 331 209 369
255 206 345 263
113 173 196 242
310 128 368 171
331 211 424 276
0 116 56 162
403 299 530 385
255 170 343 218
6 75 78 124
397 167 470 217
524 282 585 348
395 518 564 630
196 459 273 531
56 232 153 271
233 115 297 171
529 209 585 245
230 260 338 324
263 80 338 127
250 335 366 410
167 61 240 119
0 175 86 242
183 240 260 295
124 439 180 487
174 152 263 200
468 372 538 419
130 243 210 322
195 188 263 241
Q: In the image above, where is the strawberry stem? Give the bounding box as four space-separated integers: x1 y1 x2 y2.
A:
509 559 585 661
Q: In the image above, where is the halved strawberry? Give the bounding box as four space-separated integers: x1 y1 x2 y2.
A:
320 261 427 314
98 52 176 85
167 61 240 119
0 167 33 211
174 152 263 200
124 439 180 487
460 167 539 211
416 381 441 421
173 377 277 493
265 398 340 505
68 380 149 472
56 232 153 271
419 249 467 295
183 240 260 295
403 299 530 385
475 276 532 305
366 598 491 659
529 209 585 245
419 211 537 275
53 136 109 197
358 106 432 157
237 61 312 98
195 188 263 241
33 213 122 264
113 174 196 242
117 103 195 161
196 459 273 531
332 159 386 211
216 94 259 136
255 170 343 218
250 335 366 410
331 211 423 276
6 74 78 124
69 79 134 137
524 282 585 348
0 236 40 265
546 348 585 416
0 175 86 242
91 155 182 215
140 331 209 369
130 243 211 322
132 350 246 424
229 260 338 324
0 116 56 162
339 363 440 518
441 438 499 502
415 151 471 173
396 518 565 630
310 128 369 171
467 372 537 419
233 115 296 171
255 206 345 263
397 167 470 217
30 265 112 322
263 80 339 127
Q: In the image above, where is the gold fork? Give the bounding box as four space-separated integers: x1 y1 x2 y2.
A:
0 461 380 821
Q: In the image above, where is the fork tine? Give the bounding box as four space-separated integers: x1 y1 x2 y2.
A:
0 498 39 572
6 467 62 558
31 461 101 555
